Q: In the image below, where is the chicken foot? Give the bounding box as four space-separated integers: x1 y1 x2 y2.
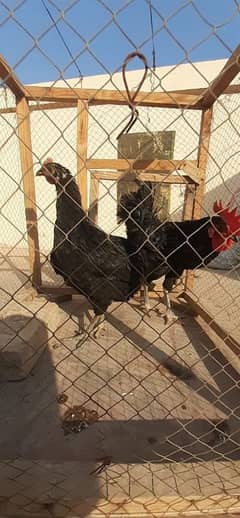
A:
155 289 176 324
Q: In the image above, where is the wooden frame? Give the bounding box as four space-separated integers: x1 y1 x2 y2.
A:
0 40 240 518
0 47 239 281
16 97 41 287
0 46 239 361
76 100 88 210
0 45 238 289
184 107 213 292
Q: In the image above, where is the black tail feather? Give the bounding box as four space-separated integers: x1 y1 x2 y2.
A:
117 181 160 239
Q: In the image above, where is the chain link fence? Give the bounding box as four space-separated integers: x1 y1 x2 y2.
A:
0 1 240 517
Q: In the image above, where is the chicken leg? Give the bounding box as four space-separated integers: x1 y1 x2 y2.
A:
76 313 105 348
143 284 151 314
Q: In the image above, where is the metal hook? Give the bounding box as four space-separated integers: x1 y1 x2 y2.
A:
117 52 148 140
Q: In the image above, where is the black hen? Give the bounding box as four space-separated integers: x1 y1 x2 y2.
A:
118 181 240 320
36 159 140 340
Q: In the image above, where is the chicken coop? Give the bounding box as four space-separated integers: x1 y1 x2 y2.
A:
0 1 240 517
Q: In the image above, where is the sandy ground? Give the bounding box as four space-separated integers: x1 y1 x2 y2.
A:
0 247 239 516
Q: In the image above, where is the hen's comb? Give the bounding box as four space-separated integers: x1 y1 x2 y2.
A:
213 200 240 236
43 157 53 165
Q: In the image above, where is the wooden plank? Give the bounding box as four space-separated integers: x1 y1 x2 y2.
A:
29 101 77 111
1 83 240 116
0 101 76 115
180 160 204 183
182 184 195 221
201 44 240 107
87 158 198 173
38 285 78 295
0 106 17 114
0 55 26 98
183 292 240 358
194 108 213 218
77 100 88 210
92 170 197 185
39 284 181 298
25 85 202 108
16 97 41 287
88 174 99 223
185 107 213 292
1 83 240 117
179 183 196 295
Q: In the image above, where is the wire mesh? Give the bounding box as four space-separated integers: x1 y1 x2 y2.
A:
0 1 240 517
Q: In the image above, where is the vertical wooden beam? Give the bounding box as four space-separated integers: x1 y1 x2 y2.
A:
88 173 99 223
182 184 195 220
16 96 41 287
194 107 213 218
77 100 88 210
179 183 196 293
185 107 213 292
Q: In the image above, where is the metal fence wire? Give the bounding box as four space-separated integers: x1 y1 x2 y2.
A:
0 1 240 517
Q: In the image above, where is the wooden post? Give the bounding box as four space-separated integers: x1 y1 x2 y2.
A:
16 96 41 287
0 55 26 98
76 100 88 210
88 173 99 223
178 183 196 294
185 107 213 292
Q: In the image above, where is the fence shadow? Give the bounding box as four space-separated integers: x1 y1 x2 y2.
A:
55 297 240 464
0 313 99 517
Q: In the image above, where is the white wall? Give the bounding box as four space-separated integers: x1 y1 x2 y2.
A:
0 59 240 260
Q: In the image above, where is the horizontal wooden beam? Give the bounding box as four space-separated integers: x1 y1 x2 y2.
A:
92 170 196 185
87 158 197 171
0 101 77 116
38 285 78 296
0 106 16 115
0 55 26 98
201 44 240 107
87 159 201 184
166 83 240 96
0 82 238 117
179 160 204 183
29 101 77 112
25 84 202 108
39 284 182 299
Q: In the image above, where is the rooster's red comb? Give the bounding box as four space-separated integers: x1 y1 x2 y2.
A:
213 200 240 236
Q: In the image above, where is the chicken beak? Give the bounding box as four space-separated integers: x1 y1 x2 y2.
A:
36 167 44 176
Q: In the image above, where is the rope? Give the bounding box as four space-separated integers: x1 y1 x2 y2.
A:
117 51 148 140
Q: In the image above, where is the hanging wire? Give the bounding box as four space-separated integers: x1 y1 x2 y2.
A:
149 0 156 71
147 0 156 123
41 0 83 83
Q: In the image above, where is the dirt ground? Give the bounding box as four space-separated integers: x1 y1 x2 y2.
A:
0 247 240 516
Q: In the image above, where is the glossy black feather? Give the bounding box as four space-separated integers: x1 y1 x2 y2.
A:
118 181 221 291
48 163 140 314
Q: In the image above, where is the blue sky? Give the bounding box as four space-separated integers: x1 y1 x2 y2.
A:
0 0 239 84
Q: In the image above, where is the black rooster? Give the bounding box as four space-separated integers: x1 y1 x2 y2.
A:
118 182 240 321
36 159 140 342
